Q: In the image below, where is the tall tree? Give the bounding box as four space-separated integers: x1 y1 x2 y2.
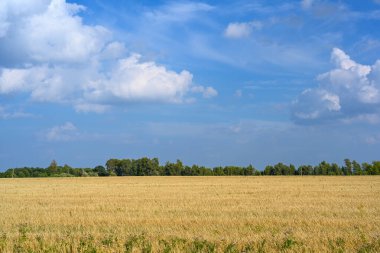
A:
344 159 353 175
47 160 58 175
352 160 362 175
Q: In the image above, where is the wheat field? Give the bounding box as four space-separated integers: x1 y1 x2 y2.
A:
0 176 379 252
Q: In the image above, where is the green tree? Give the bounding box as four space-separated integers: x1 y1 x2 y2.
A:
316 161 330 175
212 166 224 176
362 162 373 175
297 165 313 175
273 163 288 175
121 159 132 175
289 164 296 175
106 159 121 176
63 164 72 174
343 159 352 175
330 163 341 175
47 160 58 175
372 161 380 175
243 165 255 175
263 165 273 175
163 160 184 175
94 165 108 176
352 160 362 175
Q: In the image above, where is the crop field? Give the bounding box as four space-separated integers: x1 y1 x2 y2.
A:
0 176 379 252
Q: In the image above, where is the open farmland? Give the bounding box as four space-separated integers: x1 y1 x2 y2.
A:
0 176 379 252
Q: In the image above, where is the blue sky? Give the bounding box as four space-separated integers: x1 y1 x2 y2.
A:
1 0 380 170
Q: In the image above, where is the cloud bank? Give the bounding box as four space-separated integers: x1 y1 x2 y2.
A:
0 0 216 113
292 48 380 124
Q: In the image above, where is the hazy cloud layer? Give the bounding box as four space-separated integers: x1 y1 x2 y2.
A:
0 0 216 112
292 48 380 124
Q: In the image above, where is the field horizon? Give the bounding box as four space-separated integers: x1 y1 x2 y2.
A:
1 176 379 252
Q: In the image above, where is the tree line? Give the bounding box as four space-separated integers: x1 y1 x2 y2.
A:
0 158 379 178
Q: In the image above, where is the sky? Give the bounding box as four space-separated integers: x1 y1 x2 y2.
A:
1 0 380 170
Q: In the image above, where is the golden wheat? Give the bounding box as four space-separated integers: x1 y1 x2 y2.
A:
0 176 379 252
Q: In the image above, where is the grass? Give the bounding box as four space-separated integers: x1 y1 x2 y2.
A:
0 176 379 252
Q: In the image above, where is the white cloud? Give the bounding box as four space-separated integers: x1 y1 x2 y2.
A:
23 0 108 63
0 0 107 64
101 54 193 103
0 0 216 111
99 42 127 60
44 122 78 141
292 48 380 123
0 65 80 102
191 85 218 98
0 68 32 93
292 89 341 120
224 21 262 39
0 53 213 106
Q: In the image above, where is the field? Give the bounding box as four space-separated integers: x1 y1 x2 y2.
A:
0 177 379 252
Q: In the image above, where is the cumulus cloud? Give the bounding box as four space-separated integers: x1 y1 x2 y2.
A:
0 0 216 112
0 0 106 65
292 48 380 124
224 21 262 39
44 122 78 141
24 0 108 63
98 54 193 103
0 64 89 102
